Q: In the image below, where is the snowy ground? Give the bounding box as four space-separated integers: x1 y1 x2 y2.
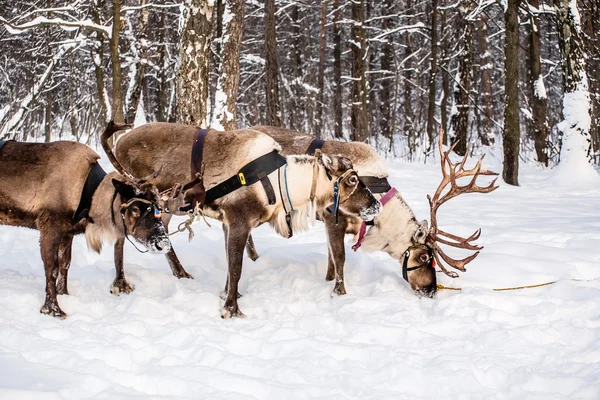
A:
0 154 599 399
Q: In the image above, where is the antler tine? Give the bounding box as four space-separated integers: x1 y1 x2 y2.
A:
435 244 480 272
427 126 498 275
435 228 483 251
100 121 136 181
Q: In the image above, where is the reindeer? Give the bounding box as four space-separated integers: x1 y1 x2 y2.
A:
248 126 498 297
0 129 172 319
103 122 381 318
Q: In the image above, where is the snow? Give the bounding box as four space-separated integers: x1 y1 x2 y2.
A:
534 76 547 99
0 157 600 399
553 76 599 185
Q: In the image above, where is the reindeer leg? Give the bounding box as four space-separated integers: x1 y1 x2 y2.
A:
220 224 242 300
324 213 348 296
163 213 193 279
111 237 135 295
245 234 259 261
39 226 67 319
221 221 250 318
56 234 73 295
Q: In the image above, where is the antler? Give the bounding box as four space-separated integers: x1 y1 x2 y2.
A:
427 128 499 278
100 121 136 181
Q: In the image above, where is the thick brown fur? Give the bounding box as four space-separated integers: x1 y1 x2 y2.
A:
0 140 170 318
112 122 381 317
250 126 437 297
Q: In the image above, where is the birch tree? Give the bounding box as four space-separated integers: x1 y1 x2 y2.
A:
553 0 595 176
213 0 244 130
177 0 214 126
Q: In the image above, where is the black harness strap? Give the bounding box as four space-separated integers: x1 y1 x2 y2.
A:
187 129 284 208
359 176 392 193
191 128 210 207
205 151 287 204
0 140 13 152
73 162 107 223
306 138 325 155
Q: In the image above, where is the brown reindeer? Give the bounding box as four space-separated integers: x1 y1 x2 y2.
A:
105 122 381 318
0 128 171 319
248 126 498 297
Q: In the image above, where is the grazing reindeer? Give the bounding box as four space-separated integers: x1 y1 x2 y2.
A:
249 126 497 297
104 122 381 318
0 133 171 319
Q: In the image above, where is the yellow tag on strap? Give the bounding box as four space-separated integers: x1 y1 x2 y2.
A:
238 172 247 185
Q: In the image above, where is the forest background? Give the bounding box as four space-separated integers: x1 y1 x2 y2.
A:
0 0 598 186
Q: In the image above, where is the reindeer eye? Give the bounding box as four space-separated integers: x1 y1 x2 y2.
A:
419 253 429 263
348 175 358 185
130 205 141 215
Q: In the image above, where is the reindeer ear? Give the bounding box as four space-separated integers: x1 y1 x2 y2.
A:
337 156 353 171
319 153 333 170
112 179 137 200
412 220 429 244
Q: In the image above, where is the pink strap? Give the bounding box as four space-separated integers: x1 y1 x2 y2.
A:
352 187 398 251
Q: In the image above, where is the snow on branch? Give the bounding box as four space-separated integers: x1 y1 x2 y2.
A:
0 40 80 139
371 23 425 41
0 16 112 38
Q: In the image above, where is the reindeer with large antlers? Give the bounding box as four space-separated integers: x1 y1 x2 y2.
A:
244 126 498 298
426 128 499 279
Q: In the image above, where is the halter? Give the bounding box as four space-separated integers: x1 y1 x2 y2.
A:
326 169 360 224
401 245 436 283
111 191 163 253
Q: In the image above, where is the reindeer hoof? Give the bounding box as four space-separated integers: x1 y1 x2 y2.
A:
174 270 194 279
40 303 67 319
332 282 347 296
221 306 245 319
325 271 335 281
220 291 242 301
111 279 135 295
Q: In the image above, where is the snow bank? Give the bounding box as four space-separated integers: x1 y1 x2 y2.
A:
0 161 599 399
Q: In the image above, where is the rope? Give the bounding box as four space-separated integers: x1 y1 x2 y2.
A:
169 201 211 242
437 281 557 292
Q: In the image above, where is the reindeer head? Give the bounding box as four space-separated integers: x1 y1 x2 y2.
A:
101 122 172 254
318 153 381 222
403 128 498 297
112 179 171 254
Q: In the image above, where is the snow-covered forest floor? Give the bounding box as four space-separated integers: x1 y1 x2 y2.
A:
0 152 599 399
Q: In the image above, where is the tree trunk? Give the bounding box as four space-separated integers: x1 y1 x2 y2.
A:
380 0 394 140
426 0 438 150
477 15 495 146
177 0 214 126
92 0 109 123
503 0 521 186
125 0 149 124
440 5 449 145
214 0 244 130
554 0 593 169
332 0 343 138
528 0 549 166
314 0 327 138
45 89 52 142
157 12 168 122
110 0 124 124
265 0 282 127
449 14 472 157
350 0 368 142
404 25 416 157
581 0 599 164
